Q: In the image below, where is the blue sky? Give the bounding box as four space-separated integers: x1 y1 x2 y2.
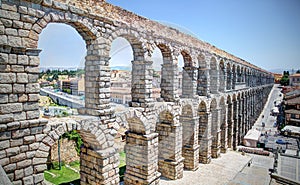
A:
39 0 300 72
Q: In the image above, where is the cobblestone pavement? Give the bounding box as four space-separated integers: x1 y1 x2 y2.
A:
160 150 252 185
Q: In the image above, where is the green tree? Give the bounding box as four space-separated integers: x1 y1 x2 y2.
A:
280 71 289 86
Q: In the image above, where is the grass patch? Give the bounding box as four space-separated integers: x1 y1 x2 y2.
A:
44 164 80 185
119 151 126 167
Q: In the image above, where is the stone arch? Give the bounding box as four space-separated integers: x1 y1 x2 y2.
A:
181 104 199 170
197 53 208 96
109 28 146 61
210 98 220 158
210 57 218 94
219 59 226 92
110 28 152 106
219 96 227 153
36 118 119 185
156 109 183 179
198 100 211 163
180 50 197 98
156 43 178 101
29 12 98 49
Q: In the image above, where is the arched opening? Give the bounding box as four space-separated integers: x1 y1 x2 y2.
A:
181 104 199 170
38 119 119 185
219 97 227 153
210 98 220 158
157 44 177 102
151 46 163 101
38 23 89 184
197 54 208 96
39 23 86 108
210 57 218 94
109 37 133 108
177 54 184 96
198 101 210 164
181 50 196 98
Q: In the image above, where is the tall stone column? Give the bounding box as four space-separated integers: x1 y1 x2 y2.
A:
232 100 238 150
211 108 221 158
182 66 198 98
219 67 227 93
237 98 243 145
197 67 210 96
80 147 119 185
227 102 233 149
220 106 228 153
83 54 113 118
131 60 154 107
161 62 179 102
226 70 232 91
198 112 212 164
232 68 236 90
181 116 199 171
157 123 184 180
124 132 161 185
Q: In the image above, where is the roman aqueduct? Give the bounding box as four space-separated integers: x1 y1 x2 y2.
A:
0 0 274 184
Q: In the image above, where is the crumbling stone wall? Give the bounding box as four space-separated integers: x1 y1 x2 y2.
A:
0 0 274 185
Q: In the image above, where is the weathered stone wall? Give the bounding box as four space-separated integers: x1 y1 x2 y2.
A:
0 0 274 185
50 138 79 164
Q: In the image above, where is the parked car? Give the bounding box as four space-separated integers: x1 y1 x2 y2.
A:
276 139 287 145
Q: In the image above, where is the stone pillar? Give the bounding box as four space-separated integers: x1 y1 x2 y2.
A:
131 60 154 107
157 123 184 180
0 46 49 184
232 100 238 150
210 67 219 94
226 70 232 91
181 116 199 171
197 67 210 96
124 132 160 185
220 106 228 153
232 68 236 90
199 112 212 164
211 109 221 158
237 98 243 145
161 62 179 102
80 147 119 185
82 54 112 117
227 102 233 149
182 66 198 98
219 67 226 93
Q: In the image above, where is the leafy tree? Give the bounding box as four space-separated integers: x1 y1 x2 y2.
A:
296 69 300 74
62 130 83 155
280 71 289 86
52 73 59 81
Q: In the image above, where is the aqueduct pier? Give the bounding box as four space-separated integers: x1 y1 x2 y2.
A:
0 0 274 184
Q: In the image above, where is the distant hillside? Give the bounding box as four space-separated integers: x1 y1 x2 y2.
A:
111 66 131 71
269 68 294 74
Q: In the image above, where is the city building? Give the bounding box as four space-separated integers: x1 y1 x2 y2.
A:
289 73 300 87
